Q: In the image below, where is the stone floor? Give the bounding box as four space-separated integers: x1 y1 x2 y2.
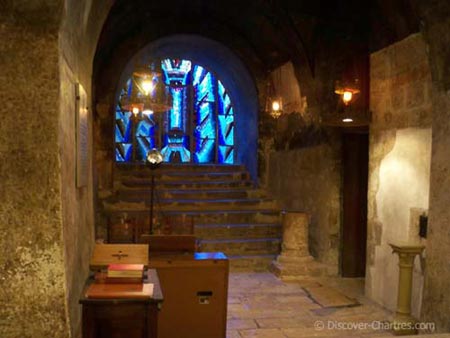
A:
226 272 441 338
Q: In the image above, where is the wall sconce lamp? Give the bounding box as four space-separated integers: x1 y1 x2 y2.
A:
265 70 283 119
334 79 360 106
270 97 283 119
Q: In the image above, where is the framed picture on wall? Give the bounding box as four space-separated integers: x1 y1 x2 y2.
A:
75 83 89 187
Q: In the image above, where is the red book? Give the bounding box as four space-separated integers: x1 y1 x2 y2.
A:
86 283 154 299
107 264 144 278
95 272 143 284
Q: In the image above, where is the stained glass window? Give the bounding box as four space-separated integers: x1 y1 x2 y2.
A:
115 59 235 164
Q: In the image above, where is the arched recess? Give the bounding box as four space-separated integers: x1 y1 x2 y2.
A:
97 34 258 180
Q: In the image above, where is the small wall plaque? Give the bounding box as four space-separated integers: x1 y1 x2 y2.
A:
75 83 89 187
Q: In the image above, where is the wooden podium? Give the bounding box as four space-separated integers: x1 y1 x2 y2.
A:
80 244 164 338
148 252 229 338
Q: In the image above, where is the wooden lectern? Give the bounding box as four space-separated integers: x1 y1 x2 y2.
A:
139 232 228 338
79 244 163 338
149 252 229 338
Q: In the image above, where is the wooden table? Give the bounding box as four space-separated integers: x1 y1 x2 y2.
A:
79 269 163 338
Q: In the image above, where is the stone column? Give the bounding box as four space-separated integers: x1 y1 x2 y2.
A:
280 212 310 257
389 242 425 336
271 211 329 279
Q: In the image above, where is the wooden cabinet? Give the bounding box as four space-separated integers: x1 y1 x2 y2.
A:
149 252 229 338
79 270 163 338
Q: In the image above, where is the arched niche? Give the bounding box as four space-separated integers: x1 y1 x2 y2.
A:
114 34 259 179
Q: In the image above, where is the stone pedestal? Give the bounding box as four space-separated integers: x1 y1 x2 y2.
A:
271 212 332 279
389 242 425 336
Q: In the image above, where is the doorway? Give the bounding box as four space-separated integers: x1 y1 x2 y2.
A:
341 131 369 277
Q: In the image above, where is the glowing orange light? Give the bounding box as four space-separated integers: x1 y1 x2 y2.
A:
132 106 140 116
142 80 154 95
342 91 353 105
272 100 281 111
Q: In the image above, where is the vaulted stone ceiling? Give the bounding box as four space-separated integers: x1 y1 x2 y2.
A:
93 0 371 88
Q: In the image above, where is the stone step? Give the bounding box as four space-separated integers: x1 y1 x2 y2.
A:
227 254 277 272
200 237 281 255
119 179 254 190
117 171 250 181
106 209 281 225
116 188 267 200
109 163 282 271
195 223 282 239
104 200 280 212
116 163 246 174
104 197 278 211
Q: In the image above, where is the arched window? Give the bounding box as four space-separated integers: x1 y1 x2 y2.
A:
115 58 235 164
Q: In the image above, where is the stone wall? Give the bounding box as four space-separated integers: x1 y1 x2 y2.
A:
59 1 112 337
0 7 70 338
262 58 344 272
0 1 111 337
418 1 450 331
366 33 433 317
268 143 341 269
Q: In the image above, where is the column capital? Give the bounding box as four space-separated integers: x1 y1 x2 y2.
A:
389 242 425 256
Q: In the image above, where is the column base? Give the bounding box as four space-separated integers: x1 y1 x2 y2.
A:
391 314 418 336
270 255 336 280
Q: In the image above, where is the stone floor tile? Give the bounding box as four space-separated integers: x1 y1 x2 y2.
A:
227 273 399 338
282 327 350 337
227 330 242 338
239 328 288 337
228 303 249 313
229 296 242 304
227 318 258 330
255 316 311 329
229 309 300 320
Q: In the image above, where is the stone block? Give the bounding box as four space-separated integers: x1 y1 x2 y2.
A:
406 81 425 108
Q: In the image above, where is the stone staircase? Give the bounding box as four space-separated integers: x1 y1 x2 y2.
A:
101 164 282 271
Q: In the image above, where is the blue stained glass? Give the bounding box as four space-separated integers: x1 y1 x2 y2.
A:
218 80 225 96
161 145 191 162
137 136 155 160
116 143 132 162
218 80 232 116
170 88 183 129
115 58 235 164
198 102 212 122
218 146 234 164
196 72 215 103
160 59 191 162
192 65 205 86
162 59 191 86
195 138 215 163
195 102 215 140
218 115 234 145
126 78 133 97
115 110 132 143
136 119 155 136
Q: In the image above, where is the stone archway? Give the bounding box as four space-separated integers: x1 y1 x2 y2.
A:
114 35 259 175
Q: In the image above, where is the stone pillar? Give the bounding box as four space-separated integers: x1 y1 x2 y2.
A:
280 212 310 257
389 242 425 336
271 211 330 279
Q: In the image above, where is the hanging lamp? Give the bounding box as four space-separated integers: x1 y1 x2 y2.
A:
122 61 172 115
